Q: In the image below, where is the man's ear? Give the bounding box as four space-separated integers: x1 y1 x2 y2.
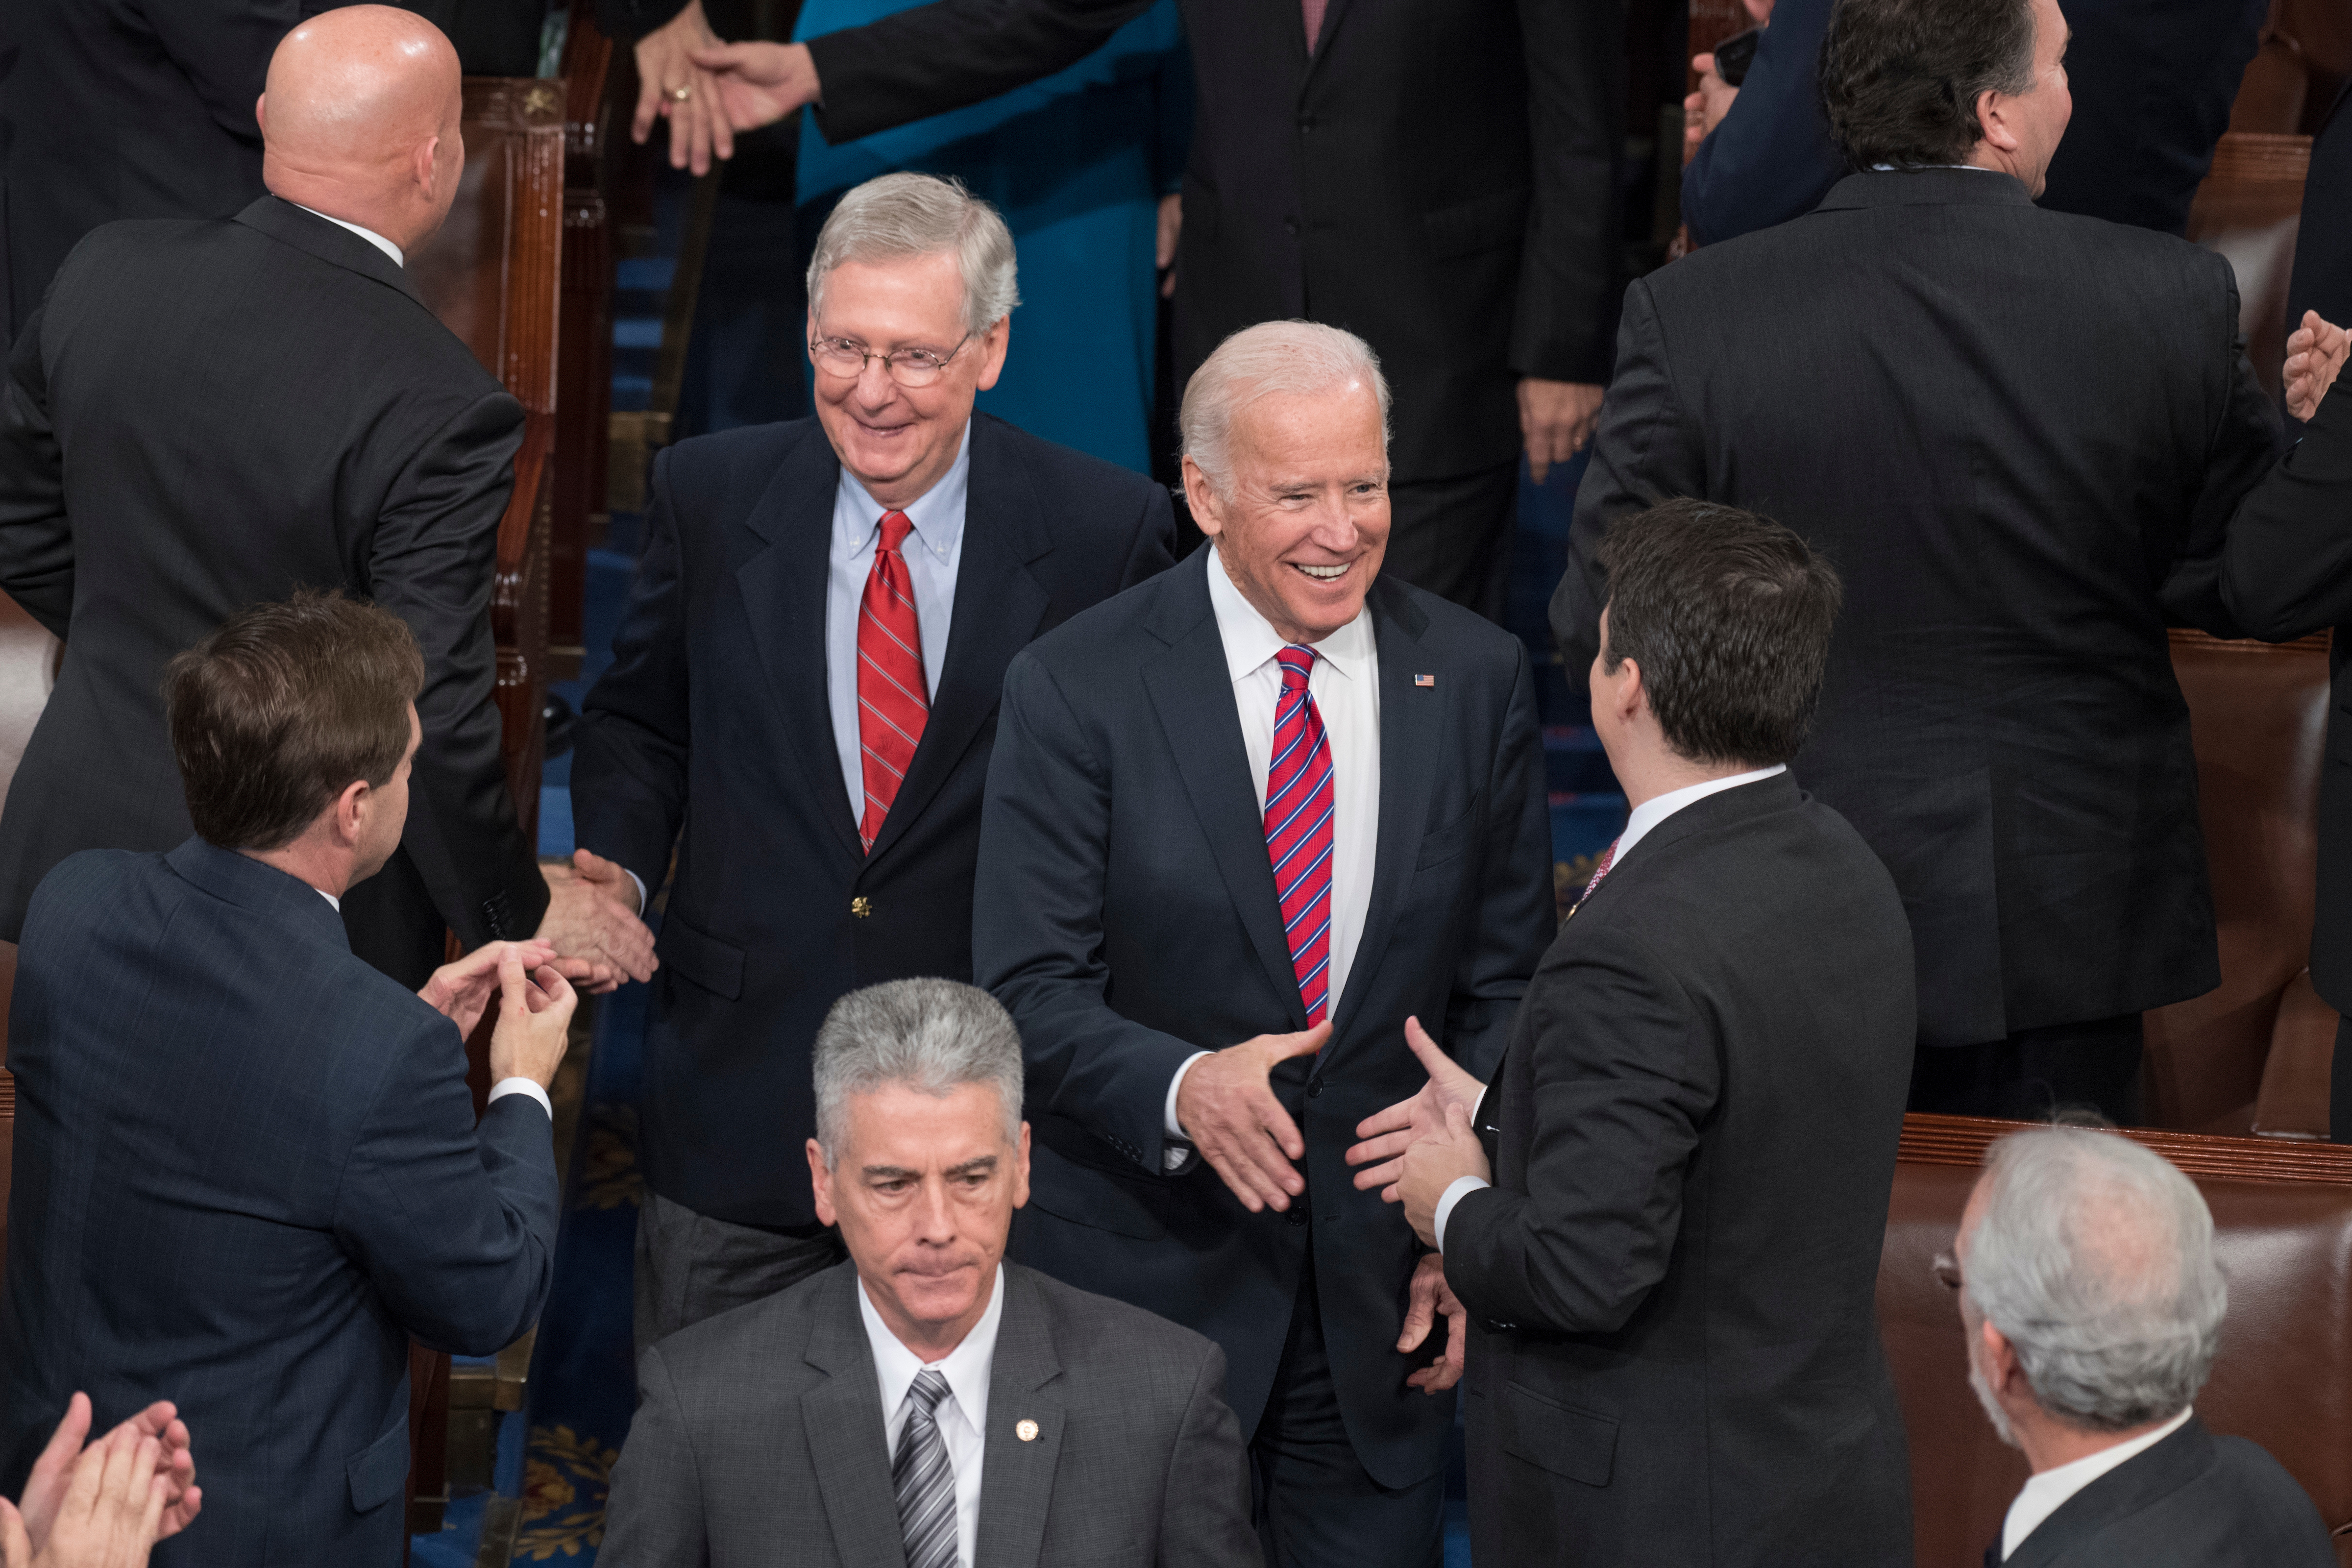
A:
1180 457 1225 539
1980 1318 2024 1396
254 94 268 136
333 777 373 847
1011 1122 1031 1211
1975 90 2022 156
974 316 1011 393
412 134 442 198
807 1137 838 1227
1613 655 1649 727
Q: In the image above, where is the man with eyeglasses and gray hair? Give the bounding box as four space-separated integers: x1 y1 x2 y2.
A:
573 172 1175 1360
600 977 1257 1567
1946 1126 2331 1564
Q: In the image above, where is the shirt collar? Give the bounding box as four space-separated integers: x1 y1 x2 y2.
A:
1614 764 1787 866
2002 1407 2194 1560
292 204 404 268
837 421 974 567
858 1263 1005 1437
1203 544 1374 686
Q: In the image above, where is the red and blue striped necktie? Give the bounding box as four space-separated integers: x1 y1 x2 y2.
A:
1265 646 1337 1025
857 509 929 852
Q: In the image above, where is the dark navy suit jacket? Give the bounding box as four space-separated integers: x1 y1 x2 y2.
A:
0 839 560 1566
572 412 1173 1229
973 547 1554 1489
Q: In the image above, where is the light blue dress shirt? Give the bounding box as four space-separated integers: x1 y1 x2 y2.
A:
824 423 972 817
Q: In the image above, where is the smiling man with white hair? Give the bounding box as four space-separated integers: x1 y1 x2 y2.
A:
1947 1126 2332 1565
574 171 1173 1358
972 319 1553 1566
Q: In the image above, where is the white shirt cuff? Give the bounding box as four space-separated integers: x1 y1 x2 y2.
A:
1433 1175 1492 1255
1162 1051 1213 1172
488 1078 554 1120
624 867 649 914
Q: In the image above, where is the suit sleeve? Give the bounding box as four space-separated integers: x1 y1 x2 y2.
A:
805 0 1153 145
1445 643 1555 1080
572 448 695 891
2163 264 2284 637
364 389 549 947
1679 0 1846 246
1155 1345 1258 1568
0 308 74 637
143 1 305 150
2220 372 2352 639
1510 0 1626 385
599 1345 710 1568
1550 277 1705 697
1442 922 1717 1335
974 651 1202 1174
333 1011 561 1354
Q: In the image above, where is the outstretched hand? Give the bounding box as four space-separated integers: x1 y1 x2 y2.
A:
686 40 821 135
1396 1100 1490 1250
1346 1017 1486 1201
1399 1252 1468 1394
1174 1022 1331 1213
629 0 734 174
538 849 657 994
2285 310 2350 423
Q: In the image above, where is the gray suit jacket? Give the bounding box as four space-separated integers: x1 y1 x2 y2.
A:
601 1259 1261 1568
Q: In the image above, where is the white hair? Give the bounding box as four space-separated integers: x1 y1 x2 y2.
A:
1178 320 1391 499
805 172 1020 337
1965 1127 2228 1433
812 978 1024 1167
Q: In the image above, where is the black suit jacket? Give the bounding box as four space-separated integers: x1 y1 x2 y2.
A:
602 1261 1258 1567
1991 1417 2332 1568
571 413 1172 1229
1446 773 1915 1567
1555 170 2280 1046
972 547 1554 1487
773 0 1622 482
0 839 560 1567
2220 358 2352 1010
2287 85 2352 377
0 196 546 973
0 1 460 341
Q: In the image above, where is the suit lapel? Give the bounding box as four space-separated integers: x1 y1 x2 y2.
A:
867 419 1051 864
737 433 866 864
801 1270 908 1568
2000 1419 2211 1568
1142 552 1306 1022
973 1269 1066 1568
1326 579 1440 1041
231 195 421 305
1302 0 1358 74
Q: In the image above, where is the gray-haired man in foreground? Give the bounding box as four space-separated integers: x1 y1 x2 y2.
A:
1949 1126 2332 1565
599 978 1260 1568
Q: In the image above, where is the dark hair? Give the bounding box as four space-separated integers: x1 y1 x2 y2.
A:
1596 500 1841 768
164 591 424 851
1818 0 2038 170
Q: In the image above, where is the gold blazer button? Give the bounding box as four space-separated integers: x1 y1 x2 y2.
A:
851 897 871 918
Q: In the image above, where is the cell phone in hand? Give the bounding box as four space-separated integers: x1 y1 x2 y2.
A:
1714 25 1762 87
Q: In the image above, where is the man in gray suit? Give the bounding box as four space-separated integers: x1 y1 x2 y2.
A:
601 977 1260 1568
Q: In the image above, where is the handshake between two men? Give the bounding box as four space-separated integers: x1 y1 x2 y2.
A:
1175 1015 1494 1396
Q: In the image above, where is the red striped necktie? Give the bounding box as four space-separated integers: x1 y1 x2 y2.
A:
1568 836 1621 917
1265 646 1337 1025
857 509 929 852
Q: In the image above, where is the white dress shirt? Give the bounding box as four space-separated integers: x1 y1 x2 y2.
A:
1429 764 1788 1251
314 884 550 1118
2001 1407 2194 1560
293 205 404 268
1162 548 1382 1148
825 425 972 817
860 1265 1005 1568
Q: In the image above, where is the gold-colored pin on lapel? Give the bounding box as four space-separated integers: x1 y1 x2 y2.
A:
1016 1419 1039 1443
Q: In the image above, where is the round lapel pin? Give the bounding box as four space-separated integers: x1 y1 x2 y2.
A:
1016 1419 1039 1443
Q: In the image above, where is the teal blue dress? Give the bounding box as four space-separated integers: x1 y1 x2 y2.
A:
793 0 1191 475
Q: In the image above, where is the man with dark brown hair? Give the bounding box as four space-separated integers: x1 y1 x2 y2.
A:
0 592 580 1568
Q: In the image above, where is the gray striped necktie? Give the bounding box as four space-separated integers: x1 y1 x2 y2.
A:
892 1369 958 1568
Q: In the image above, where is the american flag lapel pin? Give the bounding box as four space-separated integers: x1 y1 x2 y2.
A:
1414 673 1436 688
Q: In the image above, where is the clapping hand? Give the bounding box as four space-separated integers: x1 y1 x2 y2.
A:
1345 1017 1486 1202
418 939 559 1037
2285 310 2350 423
5 1395 198 1568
